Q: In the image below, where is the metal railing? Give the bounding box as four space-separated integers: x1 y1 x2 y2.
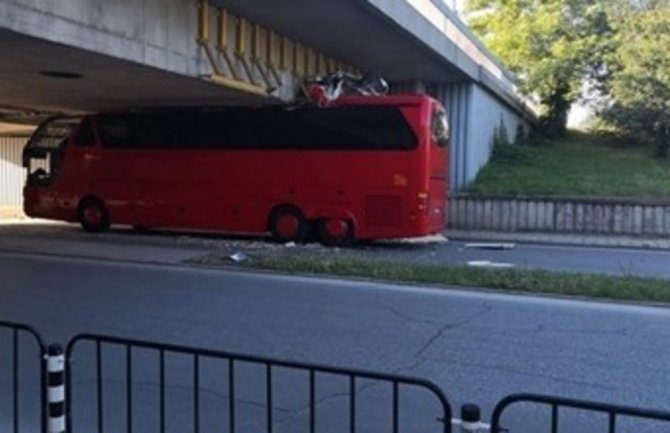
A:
0 320 46 433
490 393 670 433
4 320 670 433
65 333 453 433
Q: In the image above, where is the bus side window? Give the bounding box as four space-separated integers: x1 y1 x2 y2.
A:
73 118 95 147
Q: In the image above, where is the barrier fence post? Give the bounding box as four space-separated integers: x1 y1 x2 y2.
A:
458 403 489 432
47 345 66 433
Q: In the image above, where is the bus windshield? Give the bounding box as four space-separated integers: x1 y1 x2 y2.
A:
23 116 81 186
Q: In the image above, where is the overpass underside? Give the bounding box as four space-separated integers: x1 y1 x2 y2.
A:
0 0 532 192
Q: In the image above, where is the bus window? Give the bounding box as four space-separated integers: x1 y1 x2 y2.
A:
432 106 449 147
73 117 95 147
97 106 418 151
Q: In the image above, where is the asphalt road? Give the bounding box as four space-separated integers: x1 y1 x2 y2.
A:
2 222 670 278
2 250 670 433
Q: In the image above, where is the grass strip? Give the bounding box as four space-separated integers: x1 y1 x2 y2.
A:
245 255 670 303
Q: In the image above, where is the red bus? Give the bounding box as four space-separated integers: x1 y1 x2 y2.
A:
23 95 449 245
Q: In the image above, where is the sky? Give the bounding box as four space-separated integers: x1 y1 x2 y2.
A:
444 0 468 15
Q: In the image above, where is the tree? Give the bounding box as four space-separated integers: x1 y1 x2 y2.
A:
467 0 613 137
600 6 670 158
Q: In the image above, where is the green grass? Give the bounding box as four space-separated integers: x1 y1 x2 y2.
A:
468 132 670 197
243 255 670 304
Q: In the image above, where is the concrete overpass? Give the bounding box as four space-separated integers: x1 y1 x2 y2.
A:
0 0 534 215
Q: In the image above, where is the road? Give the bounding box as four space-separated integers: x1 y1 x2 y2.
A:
2 249 670 432
2 222 670 278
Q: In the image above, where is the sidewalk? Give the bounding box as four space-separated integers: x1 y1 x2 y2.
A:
447 229 670 250
0 206 24 220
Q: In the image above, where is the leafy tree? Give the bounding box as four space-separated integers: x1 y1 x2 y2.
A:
467 0 613 137
600 6 670 158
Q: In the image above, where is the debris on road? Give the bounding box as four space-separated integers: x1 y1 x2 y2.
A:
464 243 516 250
229 251 248 263
399 234 448 244
284 242 297 248
467 260 515 269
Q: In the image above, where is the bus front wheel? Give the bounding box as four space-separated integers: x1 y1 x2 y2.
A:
78 198 110 233
269 206 308 244
317 219 354 247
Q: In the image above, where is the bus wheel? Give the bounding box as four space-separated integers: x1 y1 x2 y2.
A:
78 198 110 233
318 219 354 247
269 206 308 243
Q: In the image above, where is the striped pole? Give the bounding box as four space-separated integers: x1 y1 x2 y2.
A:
47 345 66 433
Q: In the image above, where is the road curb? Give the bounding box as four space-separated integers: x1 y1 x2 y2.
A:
446 230 670 250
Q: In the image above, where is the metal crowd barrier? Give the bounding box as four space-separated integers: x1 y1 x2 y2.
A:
65 333 453 433
3 319 670 433
0 320 46 433
490 393 670 433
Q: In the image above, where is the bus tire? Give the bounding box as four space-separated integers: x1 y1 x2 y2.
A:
78 198 110 233
269 205 308 244
317 218 354 247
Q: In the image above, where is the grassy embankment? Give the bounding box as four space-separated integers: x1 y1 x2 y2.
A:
468 132 670 197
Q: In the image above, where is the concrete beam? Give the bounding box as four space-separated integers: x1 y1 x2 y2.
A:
0 0 307 111
0 0 205 77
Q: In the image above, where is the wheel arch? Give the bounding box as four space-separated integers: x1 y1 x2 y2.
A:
266 203 305 230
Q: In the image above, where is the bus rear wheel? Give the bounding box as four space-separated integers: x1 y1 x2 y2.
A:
78 198 110 233
269 206 308 243
317 218 354 247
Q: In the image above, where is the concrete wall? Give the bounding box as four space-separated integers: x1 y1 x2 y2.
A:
464 84 524 185
428 82 526 191
449 194 670 237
